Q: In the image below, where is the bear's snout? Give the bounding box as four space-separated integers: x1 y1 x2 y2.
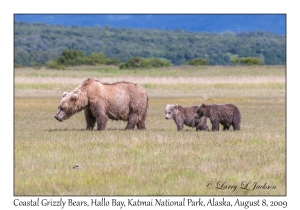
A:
54 110 65 122
54 115 63 122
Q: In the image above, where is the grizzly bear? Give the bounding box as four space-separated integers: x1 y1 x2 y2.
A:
195 103 241 131
54 78 148 130
165 104 209 131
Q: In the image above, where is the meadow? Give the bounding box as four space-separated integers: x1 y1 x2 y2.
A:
14 65 286 195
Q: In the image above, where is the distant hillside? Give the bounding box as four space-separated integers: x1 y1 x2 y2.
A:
14 14 286 34
14 21 286 66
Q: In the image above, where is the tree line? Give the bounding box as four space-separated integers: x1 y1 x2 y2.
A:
28 49 263 70
14 21 286 67
41 49 172 70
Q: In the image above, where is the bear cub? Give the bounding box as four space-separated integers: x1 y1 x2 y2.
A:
165 104 209 131
196 103 241 131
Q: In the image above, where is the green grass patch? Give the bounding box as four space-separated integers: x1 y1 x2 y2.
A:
15 83 77 91
143 83 284 90
15 83 284 91
15 65 286 78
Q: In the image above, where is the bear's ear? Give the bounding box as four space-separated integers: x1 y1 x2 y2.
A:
71 93 79 101
175 104 178 109
201 103 206 108
62 92 68 97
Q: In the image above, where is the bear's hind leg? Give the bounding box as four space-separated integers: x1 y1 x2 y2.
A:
232 112 241 131
223 125 230 130
232 122 240 131
137 120 146 130
125 114 139 130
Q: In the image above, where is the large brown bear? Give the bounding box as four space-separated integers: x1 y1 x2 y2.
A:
195 103 241 131
54 78 149 130
165 104 209 131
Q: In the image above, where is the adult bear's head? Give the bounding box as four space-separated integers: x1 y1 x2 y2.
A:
54 90 87 122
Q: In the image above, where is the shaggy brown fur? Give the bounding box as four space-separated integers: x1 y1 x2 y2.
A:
196 103 241 131
54 78 148 130
165 104 209 131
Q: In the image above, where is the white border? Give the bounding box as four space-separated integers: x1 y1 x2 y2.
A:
2 0 297 208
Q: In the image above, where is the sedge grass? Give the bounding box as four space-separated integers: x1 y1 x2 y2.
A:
14 66 285 195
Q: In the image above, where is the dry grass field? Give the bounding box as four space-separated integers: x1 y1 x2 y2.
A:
14 65 286 195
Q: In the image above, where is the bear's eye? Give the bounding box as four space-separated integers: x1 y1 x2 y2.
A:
168 112 171 114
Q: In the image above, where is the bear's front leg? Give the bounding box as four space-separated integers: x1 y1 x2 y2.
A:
84 107 96 130
211 121 220 131
196 116 209 131
175 118 184 131
96 113 108 131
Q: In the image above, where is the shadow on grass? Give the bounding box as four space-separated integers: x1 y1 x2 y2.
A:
47 128 205 132
48 128 149 132
48 128 87 132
